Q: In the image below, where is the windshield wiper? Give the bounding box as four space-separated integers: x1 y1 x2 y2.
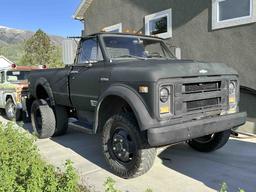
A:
116 54 146 60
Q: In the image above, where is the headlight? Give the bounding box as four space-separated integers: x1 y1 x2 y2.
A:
160 88 169 103
228 80 238 114
229 81 236 94
159 86 172 116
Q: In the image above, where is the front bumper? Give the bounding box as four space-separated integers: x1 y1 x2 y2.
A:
147 112 247 147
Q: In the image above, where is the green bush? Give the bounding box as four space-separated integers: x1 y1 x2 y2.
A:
104 177 153 192
219 182 245 192
0 122 87 192
104 177 121 192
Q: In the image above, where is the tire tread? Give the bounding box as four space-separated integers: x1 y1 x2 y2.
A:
102 113 156 178
31 100 56 139
53 105 68 136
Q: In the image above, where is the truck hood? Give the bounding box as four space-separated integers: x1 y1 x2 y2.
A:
110 59 238 82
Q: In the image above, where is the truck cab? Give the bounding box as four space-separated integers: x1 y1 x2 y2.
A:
27 32 246 179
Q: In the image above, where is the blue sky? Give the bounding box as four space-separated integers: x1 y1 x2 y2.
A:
0 0 83 37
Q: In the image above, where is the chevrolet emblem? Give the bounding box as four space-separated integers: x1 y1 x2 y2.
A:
199 69 208 74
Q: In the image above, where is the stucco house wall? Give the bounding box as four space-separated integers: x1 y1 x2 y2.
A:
80 0 256 117
83 0 256 90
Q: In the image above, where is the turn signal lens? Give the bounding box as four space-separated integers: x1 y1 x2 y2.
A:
138 86 149 93
229 97 236 104
160 106 170 114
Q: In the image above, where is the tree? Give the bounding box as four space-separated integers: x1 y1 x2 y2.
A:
20 29 63 68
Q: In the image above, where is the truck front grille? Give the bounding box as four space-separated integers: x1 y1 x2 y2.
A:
186 97 221 112
184 82 221 94
173 78 228 116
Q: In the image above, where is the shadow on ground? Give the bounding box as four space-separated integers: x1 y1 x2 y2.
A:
21 122 256 192
159 140 256 192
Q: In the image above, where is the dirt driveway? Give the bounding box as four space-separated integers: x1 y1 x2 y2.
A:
1 116 256 192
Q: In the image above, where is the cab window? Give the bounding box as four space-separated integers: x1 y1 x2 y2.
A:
78 37 103 63
6 71 29 82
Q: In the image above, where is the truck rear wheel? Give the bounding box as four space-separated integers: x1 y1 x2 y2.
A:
53 105 68 136
188 129 231 152
102 113 156 179
5 98 21 121
31 99 56 139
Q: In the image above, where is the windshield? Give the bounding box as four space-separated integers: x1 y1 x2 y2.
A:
6 71 30 82
102 35 174 60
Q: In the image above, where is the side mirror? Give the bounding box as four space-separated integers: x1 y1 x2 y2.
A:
62 39 78 66
175 47 181 60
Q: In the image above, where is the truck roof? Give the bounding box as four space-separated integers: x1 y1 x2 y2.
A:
72 32 164 41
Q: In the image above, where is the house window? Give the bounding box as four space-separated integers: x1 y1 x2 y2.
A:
145 8 172 39
103 23 122 33
212 0 256 30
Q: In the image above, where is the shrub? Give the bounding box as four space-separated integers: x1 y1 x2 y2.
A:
219 182 245 192
104 177 153 192
0 122 87 192
104 177 121 192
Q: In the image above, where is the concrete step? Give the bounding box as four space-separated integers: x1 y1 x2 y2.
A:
237 118 256 135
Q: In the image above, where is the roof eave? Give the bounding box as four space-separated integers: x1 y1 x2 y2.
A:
73 0 94 20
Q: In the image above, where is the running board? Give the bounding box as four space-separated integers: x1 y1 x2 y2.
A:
69 121 94 134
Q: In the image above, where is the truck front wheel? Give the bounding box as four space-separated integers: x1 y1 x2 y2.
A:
102 113 156 179
31 99 56 139
188 129 231 152
5 98 21 121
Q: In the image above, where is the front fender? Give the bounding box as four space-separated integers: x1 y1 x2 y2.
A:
4 93 16 104
94 84 154 133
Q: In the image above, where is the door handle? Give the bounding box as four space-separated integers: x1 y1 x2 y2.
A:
70 71 79 74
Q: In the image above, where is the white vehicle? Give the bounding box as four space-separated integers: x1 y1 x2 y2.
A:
0 64 46 120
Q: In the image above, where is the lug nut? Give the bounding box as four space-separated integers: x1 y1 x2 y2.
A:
118 153 121 157
120 139 123 142
122 149 126 152
113 147 116 151
114 138 117 142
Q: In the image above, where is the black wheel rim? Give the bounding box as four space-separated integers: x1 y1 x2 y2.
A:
34 109 43 133
194 134 214 143
109 127 137 163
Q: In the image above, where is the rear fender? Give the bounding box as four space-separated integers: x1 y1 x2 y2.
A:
33 78 55 106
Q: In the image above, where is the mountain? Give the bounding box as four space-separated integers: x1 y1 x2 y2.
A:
0 25 64 64
0 25 64 46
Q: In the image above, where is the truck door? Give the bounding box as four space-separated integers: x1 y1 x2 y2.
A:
69 37 104 112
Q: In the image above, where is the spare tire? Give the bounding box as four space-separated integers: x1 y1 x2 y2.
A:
188 129 231 152
31 99 56 139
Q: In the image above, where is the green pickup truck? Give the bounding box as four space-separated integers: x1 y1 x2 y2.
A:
26 33 246 178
